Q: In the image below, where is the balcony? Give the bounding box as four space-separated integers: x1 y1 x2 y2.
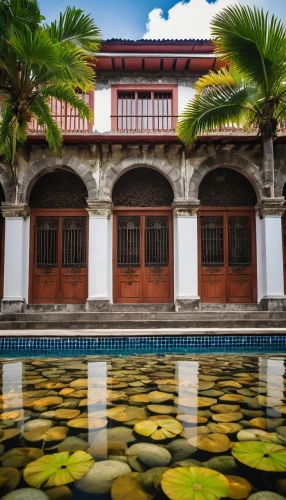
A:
28 92 94 135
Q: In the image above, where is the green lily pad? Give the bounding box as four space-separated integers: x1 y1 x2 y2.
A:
231 441 286 472
23 451 94 488
161 466 229 500
134 417 183 441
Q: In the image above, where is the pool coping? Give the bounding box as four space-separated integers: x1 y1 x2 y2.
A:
1 327 286 337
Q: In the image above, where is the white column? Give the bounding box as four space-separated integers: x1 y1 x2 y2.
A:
174 202 200 310
256 199 286 308
2 205 29 312
86 201 112 310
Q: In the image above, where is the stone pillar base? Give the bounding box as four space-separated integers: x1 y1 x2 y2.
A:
1 300 25 313
175 298 201 311
260 296 286 311
85 299 111 312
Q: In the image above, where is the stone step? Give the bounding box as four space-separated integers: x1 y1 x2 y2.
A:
1 311 286 322
0 318 286 330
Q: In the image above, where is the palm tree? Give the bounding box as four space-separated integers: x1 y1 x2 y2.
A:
0 0 101 200
177 5 286 198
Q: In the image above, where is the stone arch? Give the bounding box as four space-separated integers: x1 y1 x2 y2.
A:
102 155 182 200
0 163 13 204
18 156 98 205
276 163 286 198
189 152 262 203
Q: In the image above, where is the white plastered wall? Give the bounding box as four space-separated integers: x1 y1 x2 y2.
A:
178 83 195 115
93 87 111 133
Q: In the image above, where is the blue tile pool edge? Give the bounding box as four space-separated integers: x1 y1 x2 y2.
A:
0 335 285 356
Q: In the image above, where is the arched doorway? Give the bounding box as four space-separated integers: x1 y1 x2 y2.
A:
112 167 174 303
29 171 88 304
198 168 257 303
0 185 5 300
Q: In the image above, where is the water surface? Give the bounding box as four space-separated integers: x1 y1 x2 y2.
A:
0 354 285 499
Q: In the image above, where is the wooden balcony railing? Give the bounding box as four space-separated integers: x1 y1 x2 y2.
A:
28 91 94 134
111 115 177 133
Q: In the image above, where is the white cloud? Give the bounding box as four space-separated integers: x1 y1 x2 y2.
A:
143 0 286 40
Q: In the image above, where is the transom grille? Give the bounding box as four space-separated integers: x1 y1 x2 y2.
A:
36 217 58 267
145 216 169 267
117 217 140 267
228 217 251 267
201 216 224 266
62 217 86 268
35 216 86 268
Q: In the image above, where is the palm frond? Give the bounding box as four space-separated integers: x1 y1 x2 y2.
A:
211 5 286 96
30 97 62 151
50 44 95 91
9 27 57 67
177 85 255 145
47 6 101 53
42 84 92 120
195 67 245 94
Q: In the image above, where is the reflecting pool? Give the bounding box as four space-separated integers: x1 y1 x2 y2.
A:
0 354 286 500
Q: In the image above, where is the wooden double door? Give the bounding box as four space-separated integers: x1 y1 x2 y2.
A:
199 209 256 303
114 210 173 303
30 210 88 304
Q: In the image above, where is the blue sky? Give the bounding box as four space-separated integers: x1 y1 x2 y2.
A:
39 0 286 41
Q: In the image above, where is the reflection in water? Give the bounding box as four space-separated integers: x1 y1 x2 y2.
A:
0 354 285 499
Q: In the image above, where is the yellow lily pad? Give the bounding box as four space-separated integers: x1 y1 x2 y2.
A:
188 433 230 453
161 466 229 500
32 397 63 408
0 429 21 443
67 417 107 430
208 423 242 434
24 426 68 443
0 467 21 495
106 406 147 423
174 397 217 408
148 405 177 415
226 475 252 500
23 451 94 488
111 472 154 500
134 416 183 441
212 413 243 423
1 448 44 468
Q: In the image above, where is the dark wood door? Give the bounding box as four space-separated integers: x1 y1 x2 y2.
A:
30 210 88 304
114 210 173 303
199 210 256 303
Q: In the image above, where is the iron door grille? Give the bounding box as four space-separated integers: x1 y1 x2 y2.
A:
201 216 224 266
145 216 169 267
117 216 140 267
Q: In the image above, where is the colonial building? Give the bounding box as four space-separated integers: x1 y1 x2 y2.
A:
1 39 286 314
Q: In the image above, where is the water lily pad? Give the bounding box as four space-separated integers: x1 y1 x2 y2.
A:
212 413 243 423
129 395 150 404
1 448 44 468
0 429 21 444
0 467 21 495
148 405 177 415
148 391 174 404
111 472 154 500
237 429 266 442
33 397 63 408
134 416 183 441
67 417 107 430
161 466 229 500
226 475 252 499
23 451 94 488
44 485 72 500
44 410 80 420
211 404 240 414
0 411 29 422
231 441 286 471
208 423 242 435
177 415 208 425
248 418 284 431
106 406 147 423
188 433 230 453
219 395 244 403
174 397 217 408
24 426 68 443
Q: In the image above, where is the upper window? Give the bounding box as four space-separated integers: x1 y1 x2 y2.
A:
111 85 178 133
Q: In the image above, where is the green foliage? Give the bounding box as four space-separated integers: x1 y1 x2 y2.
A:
0 0 101 192
177 5 286 145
